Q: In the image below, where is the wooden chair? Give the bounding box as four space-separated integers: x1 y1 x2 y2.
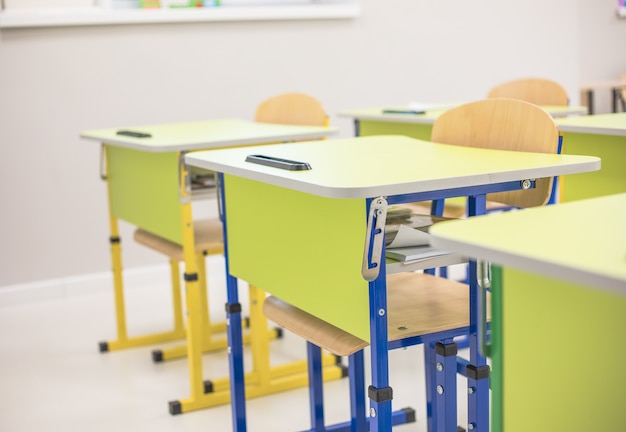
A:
487 77 569 106
411 79 567 220
255 92 329 126
262 98 560 431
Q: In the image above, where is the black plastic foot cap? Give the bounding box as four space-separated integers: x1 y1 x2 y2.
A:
169 400 182 415
339 363 349 378
204 380 214 393
401 407 417 423
458 427 466 432
98 341 109 353
274 327 284 339
152 350 164 363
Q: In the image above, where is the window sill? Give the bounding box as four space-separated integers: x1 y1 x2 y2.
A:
0 3 360 29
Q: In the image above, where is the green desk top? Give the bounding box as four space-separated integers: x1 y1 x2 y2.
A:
80 118 337 152
556 112 626 136
186 135 600 199
430 193 626 295
338 104 588 124
337 107 444 124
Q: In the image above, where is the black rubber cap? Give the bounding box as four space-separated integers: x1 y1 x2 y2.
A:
204 380 214 394
169 401 182 415
401 407 417 423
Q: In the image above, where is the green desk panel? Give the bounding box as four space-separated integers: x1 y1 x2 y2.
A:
497 267 626 431
107 145 183 244
358 120 433 141
561 132 626 202
224 174 371 342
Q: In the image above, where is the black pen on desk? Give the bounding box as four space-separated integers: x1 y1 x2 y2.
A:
382 109 426 115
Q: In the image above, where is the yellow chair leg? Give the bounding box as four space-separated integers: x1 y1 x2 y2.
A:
100 215 186 353
169 259 186 335
169 285 346 414
153 254 255 362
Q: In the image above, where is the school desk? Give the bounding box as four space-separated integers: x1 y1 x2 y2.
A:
80 118 339 414
429 193 626 432
556 112 626 202
185 135 600 432
580 80 626 114
338 105 588 140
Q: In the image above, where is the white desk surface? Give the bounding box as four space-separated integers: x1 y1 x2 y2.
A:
338 104 588 123
430 193 626 295
556 112 626 136
80 118 337 152
185 135 600 199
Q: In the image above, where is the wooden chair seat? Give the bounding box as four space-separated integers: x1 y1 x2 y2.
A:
133 218 223 261
263 272 489 357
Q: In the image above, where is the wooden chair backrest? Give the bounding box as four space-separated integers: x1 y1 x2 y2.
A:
431 98 560 208
255 92 328 126
487 78 569 106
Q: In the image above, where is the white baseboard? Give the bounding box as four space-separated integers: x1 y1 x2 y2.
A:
0 263 172 308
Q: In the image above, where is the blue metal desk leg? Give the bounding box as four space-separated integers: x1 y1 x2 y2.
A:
306 342 326 431
368 274 393 432
466 196 490 432
225 274 247 431
425 199 447 277
349 351 368 432
219 174 248 431
425 338 459 432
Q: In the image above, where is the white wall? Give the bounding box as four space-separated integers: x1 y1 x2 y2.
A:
578 0 626 111
0 0 623 288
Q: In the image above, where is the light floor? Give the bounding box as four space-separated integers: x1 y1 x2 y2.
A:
0 257 471 432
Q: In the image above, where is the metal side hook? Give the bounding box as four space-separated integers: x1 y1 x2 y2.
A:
361 197 388 282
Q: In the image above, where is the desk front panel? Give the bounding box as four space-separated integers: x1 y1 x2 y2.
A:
357 120 433 141
107 145 183 244
493 267 626 431
561 132 626 202
224 175 372 342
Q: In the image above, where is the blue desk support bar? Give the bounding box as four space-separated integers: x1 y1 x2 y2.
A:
384 180 536 207
467 195 490 432
218 173 248 431
366 196 393 432
547 135 564 205
306 342 325 430
426 198 448 277
425 338 459 432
